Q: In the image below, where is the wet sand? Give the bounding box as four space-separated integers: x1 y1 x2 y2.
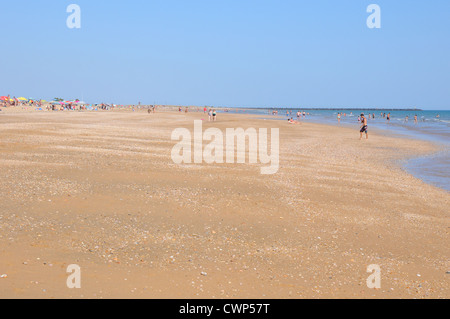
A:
0 109 448 299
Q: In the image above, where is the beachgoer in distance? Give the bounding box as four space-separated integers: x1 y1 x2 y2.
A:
360 113 369 140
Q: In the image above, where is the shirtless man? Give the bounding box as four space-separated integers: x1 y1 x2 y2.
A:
360 114 368 140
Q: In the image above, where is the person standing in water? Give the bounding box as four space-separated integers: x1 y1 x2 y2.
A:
360 113 369 140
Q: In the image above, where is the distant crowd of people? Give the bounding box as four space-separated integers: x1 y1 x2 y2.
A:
0 96 43 108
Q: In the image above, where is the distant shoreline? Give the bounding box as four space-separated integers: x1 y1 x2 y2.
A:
0 103 428 112
227 107 424 111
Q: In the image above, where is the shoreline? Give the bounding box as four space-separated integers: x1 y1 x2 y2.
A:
245 110 450 192
1 105 448 192
1 106 448 191
0 110 448 299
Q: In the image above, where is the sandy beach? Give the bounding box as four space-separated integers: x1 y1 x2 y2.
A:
0 109 448 299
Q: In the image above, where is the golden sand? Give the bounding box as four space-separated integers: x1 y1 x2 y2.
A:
0 109 448 299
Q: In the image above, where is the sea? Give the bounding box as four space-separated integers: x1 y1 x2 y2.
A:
226 108 450 192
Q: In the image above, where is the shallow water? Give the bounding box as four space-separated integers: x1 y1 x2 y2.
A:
404 151 450 192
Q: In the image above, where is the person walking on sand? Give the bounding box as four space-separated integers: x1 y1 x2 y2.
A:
337 112 341 124
360 113 368 140
208 109 213 122
212 109 217 122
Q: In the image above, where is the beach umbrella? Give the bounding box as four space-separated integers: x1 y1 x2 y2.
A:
18 97 28 101
0 96 8 101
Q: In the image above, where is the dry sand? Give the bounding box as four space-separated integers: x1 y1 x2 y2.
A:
0 109 448 299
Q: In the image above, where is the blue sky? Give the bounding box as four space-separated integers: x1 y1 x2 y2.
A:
1 0 449 109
